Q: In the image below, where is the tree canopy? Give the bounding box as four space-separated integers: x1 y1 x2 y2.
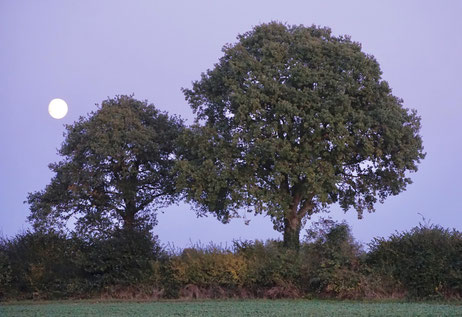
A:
27 95 184 236
179 22 425 249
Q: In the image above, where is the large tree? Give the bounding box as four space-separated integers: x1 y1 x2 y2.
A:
27 95 183 236
179 23 425 249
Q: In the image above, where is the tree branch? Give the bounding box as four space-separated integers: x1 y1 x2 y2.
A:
297 196 314 220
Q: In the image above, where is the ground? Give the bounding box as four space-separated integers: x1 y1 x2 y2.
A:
1 299 461 317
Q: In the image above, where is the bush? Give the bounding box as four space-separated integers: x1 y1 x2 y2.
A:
234 240 300 296
2 221 460 301
171 246 248 290
0 228 162 299
367 223 462 299
155 256 181 298
1 231 83 299
299 220 365 298
80 228 161 289
0 243 12 299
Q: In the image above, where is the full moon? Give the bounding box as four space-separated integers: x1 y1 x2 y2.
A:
48 98 68 119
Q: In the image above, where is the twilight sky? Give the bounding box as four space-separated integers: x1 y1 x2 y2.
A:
1 1 461 248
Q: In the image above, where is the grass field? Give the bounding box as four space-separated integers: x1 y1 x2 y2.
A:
1 300 461 317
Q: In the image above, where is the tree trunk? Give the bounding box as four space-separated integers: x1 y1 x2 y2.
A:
283 217 301 250
123 214 135 231
122 204 136 232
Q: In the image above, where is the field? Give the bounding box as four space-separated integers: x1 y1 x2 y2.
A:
1 300 461 317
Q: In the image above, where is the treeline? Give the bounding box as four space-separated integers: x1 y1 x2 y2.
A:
1 22 435 302
26 22 426 251
1 221 461 301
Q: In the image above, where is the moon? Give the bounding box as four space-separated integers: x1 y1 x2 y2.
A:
48 98 68 119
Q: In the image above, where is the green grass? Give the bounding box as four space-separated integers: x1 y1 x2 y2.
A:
1 300 461 317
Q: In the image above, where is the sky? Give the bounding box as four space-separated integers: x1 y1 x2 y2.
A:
1 0 461 248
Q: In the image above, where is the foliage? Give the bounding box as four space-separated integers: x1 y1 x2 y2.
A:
27 95 184 235
234 240 300 291
171 247 248 290
1 222 461 301
301 219 365 297
79 228 161 289
155 256 181 299
367 223 462 299
0 231 83 299
0 242 12 298
0 229 161 299
179 22 425 249
150 244 251 299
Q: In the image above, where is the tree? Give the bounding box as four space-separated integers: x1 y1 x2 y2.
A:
27 95 184 236
179 23 425 249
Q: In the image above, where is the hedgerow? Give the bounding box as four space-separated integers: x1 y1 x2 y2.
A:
0 221 460 300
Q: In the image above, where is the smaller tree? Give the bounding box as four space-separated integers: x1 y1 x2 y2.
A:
27 95 183 236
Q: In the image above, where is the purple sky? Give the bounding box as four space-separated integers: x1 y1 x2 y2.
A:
1 1 461 248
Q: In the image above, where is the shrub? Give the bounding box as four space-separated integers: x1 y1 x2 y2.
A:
367 223 462 299
171 246 248 290
2 221 460 301
155 256 181 298
1 231 83 299
80 228 161 289
0 228 163 299
300 220 365 298
234 240 300 293
0 242 12 299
